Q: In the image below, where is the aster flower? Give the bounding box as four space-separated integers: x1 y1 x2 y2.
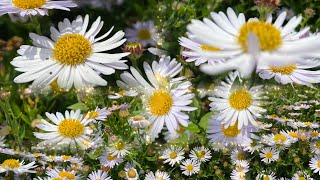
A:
33 109 94 149
87 170 112 180
209 72 266 129
256 172 277 180
128 115 150 128
280 130 299 143
108 89 138 99
257 59 320 86
124 163 139 180
84 107 111 122
230 148 248 165
11 15 129 90
145 170 170 180
184 7 320 78
0 0 77 16
108 140 130 158
262 133 292 149
189 146 212 163
180 159 200 176
125 21 157 46
259 147 279 163
117 58 196 140
310 141 320 154
161 146 185 167
46 168 80 179
309 156 320 175
230 162 249 180
0 159 37 175
292 171 314 180
99 150 123 168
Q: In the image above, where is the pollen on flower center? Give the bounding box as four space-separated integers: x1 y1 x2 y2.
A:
114 141 125 150
318 160 320 168
237 153 246 160
185 164 194 171
221 122 241 137
85 111 99 119
298 177 306 180
107 154 117 161
58 171 75 179
273 134 287 142
12 0 46 9
196 151 205 159
200 45 221 51
263 176 270 180
148 89 173 116
169 152 177 159
58 119 85 138
127 169 137 178
269 64 297 75
238 21 282 52
229 89 252 110
1 159 20 169
53 34 92 66
137 29 151 40
289 132 298 138
265 152 273 159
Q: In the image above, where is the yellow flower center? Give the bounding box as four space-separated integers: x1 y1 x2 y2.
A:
156 176 164 180
133 115 143 121
195 151 206 159
85 111 99 119
176 126 186 134
304 122 313 126
237 153 246 160
96 179 102 180
52 178 63 180
12 0 46 9
58 119 85 138
310 131 319 137
221 122 241 137
169 152 177 159
269 64 297 75
127 169 137 178
273 134 287 142
318 160 320 168
200 45 221 51
229 89 252 110
185 164 194 171
289 132 298 138
137 29 151 40
238 21 282 52
298 177 306 180
53 34 92 66
148 89 173 116
265 152 273 159
118 90 126 96
263 176 270 180
1 159 20 169
58 171 75 179
62 155 71 160
115 141 125 150
315 142 320 149
107 154 117 161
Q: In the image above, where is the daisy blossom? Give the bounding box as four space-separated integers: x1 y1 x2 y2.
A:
230 148 248 165
99 150 123 168
259 147 279 163
145 170 170 180
256 172 277 180
310 141 320 154
108 140 131 158
128 115 150 128
189 146 212 163
180 159 200 176
0 159 37 174
125 20 157 46
209 72 266 129
87 170 112 180
33 109 94 149
184 7 320 78
262 133 292 149
11 15 129 90
124 163 139 180
84 107 111 122
0 0 76 16
309 156 320 175
46 168 80 179
292 171 314 180
161 146 185 167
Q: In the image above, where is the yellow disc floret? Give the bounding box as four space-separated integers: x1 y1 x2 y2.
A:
53 34 92 66
185 164 194 171
238 21 282 52
1 159 20 169
114 141 125 150
265 152 273 159
127 169 137 178
269 64 297 75
13 0 46 9
273 134 287 142
58 171 75 179
229 89 252 110
221 121 241 137
148 89 173 116
169 152 177 159
137 29 151 40
58 119 85 138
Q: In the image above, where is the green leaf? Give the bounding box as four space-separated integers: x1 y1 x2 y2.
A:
67 102 88 111
199 112 215 130
145 156 157 161
87 153 98 160
187 123 200 133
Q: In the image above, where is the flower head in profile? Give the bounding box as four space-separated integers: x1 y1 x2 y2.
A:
46 168 80 179
0 0 77 16
11 15 129 90
33 109 94 149
0 159 37 175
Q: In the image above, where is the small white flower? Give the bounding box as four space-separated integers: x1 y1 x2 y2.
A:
145 170 170 180
125 20 157 46
0 159 37 174
262 133 292 149
128 115 150 128
259 147 279 163
256 172 277 180
309 156 320 175
230 148 248 165
161 146 185 167
85 107 111 122
108 140 130 158
180 159 200 176
310 141 320 154
99 150 123 169
87 170 112 180
189 146 212 163
46 168 80 179
124 163 139 180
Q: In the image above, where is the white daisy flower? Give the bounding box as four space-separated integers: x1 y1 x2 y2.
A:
46 168 80 179
0 0 76 16
125 20 157 46
84 107 111 122
87 170 112 180
230 148 248 165
128 115 150 128
242 138 264 154
280 130 299 143
11 15 129 90
33 109 94 149
309 156 320 175
189 146 211 163
117 60 196 140
0 136 6 148
292 171 314 180
185 7 320 78
0 159 37 174
231 163 249 180
259 147 279 163
309 131 320 139
124 164 139 180
310 141 320 155
257 59 320 86
161 146 185 167
99 150 123 169
145 170 170 180
209 72 266 129
262 133 292 149
108 140 130 158
180 159 200 176
256 172 277 180
207 115 255 147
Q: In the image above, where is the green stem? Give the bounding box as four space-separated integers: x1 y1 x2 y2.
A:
30 16 42 35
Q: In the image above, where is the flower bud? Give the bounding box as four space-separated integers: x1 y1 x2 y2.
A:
122 42 144 60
